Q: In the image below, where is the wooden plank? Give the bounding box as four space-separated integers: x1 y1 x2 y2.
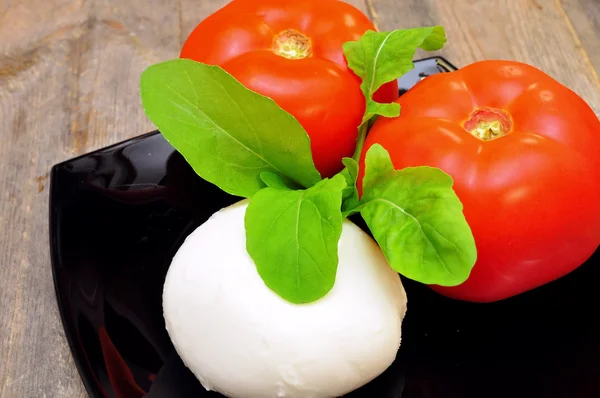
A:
0 0 180 396
368 0 600 115
0 4 93 398
562 0 600 81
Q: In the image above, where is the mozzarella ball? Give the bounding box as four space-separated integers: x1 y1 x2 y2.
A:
163 200 407 398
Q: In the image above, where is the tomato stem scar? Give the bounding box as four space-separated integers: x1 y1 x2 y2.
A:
272 29 312 59
463 108 513 141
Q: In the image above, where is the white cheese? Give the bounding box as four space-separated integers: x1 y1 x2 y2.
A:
163 200 407 398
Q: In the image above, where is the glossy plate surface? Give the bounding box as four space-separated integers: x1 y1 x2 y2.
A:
49 57 600 398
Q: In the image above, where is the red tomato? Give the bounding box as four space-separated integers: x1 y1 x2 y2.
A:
181 0 398 178
359 60 600 302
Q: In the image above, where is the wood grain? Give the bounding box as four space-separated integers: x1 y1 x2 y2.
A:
0 0 180 396
0 0 598 397
562 0 600 80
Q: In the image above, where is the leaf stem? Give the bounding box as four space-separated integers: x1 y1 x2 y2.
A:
352 122 370 163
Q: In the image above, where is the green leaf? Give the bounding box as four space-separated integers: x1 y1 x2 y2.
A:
340 157 360 217
359 144 476 286
141 59 322 198
343 27 447 123
245 175 347 303
260 171 294 190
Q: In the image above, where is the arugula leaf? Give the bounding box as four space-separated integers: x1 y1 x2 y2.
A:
141 59 321 198
359 144 476 286
245 175 347 303
343 27 446 123
338 27 447 218
259 171 292 190
340 157 360 217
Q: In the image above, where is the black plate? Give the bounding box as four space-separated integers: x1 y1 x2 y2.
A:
50 57 600 398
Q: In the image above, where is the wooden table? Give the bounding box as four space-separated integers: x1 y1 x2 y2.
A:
0 0 598 396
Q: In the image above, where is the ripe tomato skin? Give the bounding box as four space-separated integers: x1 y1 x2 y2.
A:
359 60 600 302
181 0 399 178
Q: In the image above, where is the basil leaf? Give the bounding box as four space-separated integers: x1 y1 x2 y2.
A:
245 175 347 303
141 59 321 198
343 27 446 123
340 157 360 217
359 144 476 286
